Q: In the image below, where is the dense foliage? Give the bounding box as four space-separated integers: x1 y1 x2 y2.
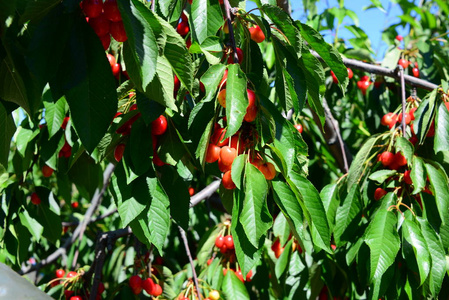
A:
1 0 449 299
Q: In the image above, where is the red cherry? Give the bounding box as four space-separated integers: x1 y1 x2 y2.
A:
177 21 189 36
244 89 257 122
404 170 413 185
374 187 387 201
398 112 411 125
427 121 435 137
224 235 234 249
66 271 78 278
98 282 105 294
213 127 229 147
398 59 409 69
129 275 142 290
88 14 110 37
347 68 353 79
394 152 407 167
220 146 237 166
412 67 419 78
71 201 79 209
220 244 228 253
409 107 417 120
181 12 188 23
235 270 244 282
396 35 403 41
258 162 276 180
110 21 127 42
103 0 122 22
207 258 213 265
31 193 41 205
61 116 70 130
153 151 165 166
114 143 125 162
246 270 253 282
217 89 226 108
70 296 83 300
99 34 111 50
360 75 370 82
186 37 192 49
249 25 265 43
188 187 195 196
55 269 65 278
42 165 54 177
206 144 221 163
358 80 371 95
294 124 303 133
227 47 243 64
65 290 74 299
151 115 168 135
222 170 236 190
379 151 394 166
219 69 228 89
152 284 162 296
174 75 180 91
215 235 224 248
82 0 103 18
142 278 155 295
107 53 116 67
331 71 338 84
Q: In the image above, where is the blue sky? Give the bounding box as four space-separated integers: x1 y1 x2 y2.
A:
250 0 414 60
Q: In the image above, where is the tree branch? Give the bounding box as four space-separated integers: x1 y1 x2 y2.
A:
178 226 201 300
223 0 238 63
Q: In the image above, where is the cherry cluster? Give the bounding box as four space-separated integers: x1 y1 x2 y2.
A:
398 58 420 78
356 75 372 95
271 235 302 259
81 0 127 50
49 269 105 300
129 275 163 297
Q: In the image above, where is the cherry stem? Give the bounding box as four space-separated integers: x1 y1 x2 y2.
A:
223 0 238 64
178 225 202 300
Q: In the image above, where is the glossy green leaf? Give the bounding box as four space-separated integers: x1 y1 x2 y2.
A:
434 101 449 153
240 164 271 248
320 183 340 232
190 0 223 45
289 170 331 252
418 217 446 296
275 239 292 278
364 193 400 282
297 22 348 93
411 156 426 194
231 154 246 190
334 185 361 245
158 121 186 166
425 162 449 225
347 134 381 191
225 64 248 138
0 102 15 169
196 226 221 266
402 219 430 285
0 56 31 114
222 270 250 300
35 196 62 244
42 89 66 139
119 0 159 90
395 137 413 166
414 89 437 144
272 179 312 254
19 0 60 23
19 209 43 242
369 170 397 184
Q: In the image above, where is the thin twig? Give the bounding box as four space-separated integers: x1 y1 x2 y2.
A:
399 66 407 137
62 208 118 227
190 179 221 207
178 225 201 300
223 0 238 63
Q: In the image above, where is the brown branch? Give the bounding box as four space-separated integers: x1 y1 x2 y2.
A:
223 0 238 63
178 226 202 300
61 208 118 228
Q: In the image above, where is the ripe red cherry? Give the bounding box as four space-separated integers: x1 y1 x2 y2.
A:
224 235 234 249
188 187 195 196
381 112 396 127
110 21 127 42
249 25 265 43
215 235 224 248
244 89 258 122
218 157 231 173
107 53 116 67
99 34 111 50
412 67 419 78
129 275 142 290
206 144 221 163
379 151 394 166
103 0 122 22
212 127 228 147
357 80 371 95
71 201 79 209
88 14 110 37
331 71 338 84
222 170 236 190
151 115 168 135
42 165 54 177
246 270 253 282
220 146 237 166
403 170 413 185
152 284 162 296
31 193 41 205
396 35 403 41
153 152 165 166
259 162 276 180
394 152 407 167
66 271 78 278
235 270 244 282
294 124 303 133
398 59 409 69
374 187 387 201
82 0 103 18
55 269 65 278
398 112 411 125
61 116 70 130
409 107 417 120
114 143 126 162
177 21 189 36
142 278 155 295
70 296 83 300
174 75 180 91
219 69 228 89
217 89 226 108
347 68 353 79
227 47 243 64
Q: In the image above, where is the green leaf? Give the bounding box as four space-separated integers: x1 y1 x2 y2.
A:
425 162 449 225
197 226 221 266
395 137 413 166
402 219 430 285
68 153 102 200
289 170 331 252
222 270 250 300
19 209 43 242
347 134 382 191
434 101 449 153
417 217 446 296
190 0 223 45
272 179 312 254
36 199 62 244
130 119 152 175
43 88 67 139
158 120 186 166
231 154 246 190
119 0 159 91
275 239 292 278
364 193 400 282
240 164 272 248
52 19 118 153
225 64 248 138
411 156 426 195
157 15 193 92
19 0 60 23
0 56 31 114
198 37 224 65
136 91 165 125
334 185 362 246
0 102 15 169
414 89 437 144
369 170 397 184
381 47 401 70
320 183 340 232
296 22 348 93
272 212 291 245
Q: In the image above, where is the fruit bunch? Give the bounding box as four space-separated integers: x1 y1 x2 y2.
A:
398 58 420 77
357 75 372 95
82 0 127 50
129 275 163 297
